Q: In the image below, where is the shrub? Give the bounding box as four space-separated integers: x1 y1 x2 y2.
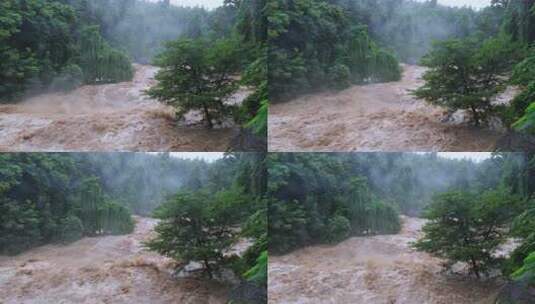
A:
50 64 84 92
58 215 84 244
324 215 351 243
328 64 351 89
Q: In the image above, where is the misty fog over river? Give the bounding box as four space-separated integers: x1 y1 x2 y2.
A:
269 65 501 152
0 65 236 152
0 217 229 304
268 216 502 304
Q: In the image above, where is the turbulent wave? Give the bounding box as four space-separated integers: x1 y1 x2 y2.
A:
0 65 235 152
268 216 502 304
0 217 229 304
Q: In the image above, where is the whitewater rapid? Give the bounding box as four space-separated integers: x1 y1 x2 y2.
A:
269 65 501 152
0 64 235 152
268 216 502 304
0 217 229 304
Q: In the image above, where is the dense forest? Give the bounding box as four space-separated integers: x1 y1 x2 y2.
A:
268 152 535 301
0 0 267 148
0 153 230 253
268 0 503 100
0 152 267 303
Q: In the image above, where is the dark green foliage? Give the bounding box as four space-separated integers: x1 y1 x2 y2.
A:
511 203 535 239
100 201 135 235
0 153 135 254
0 0 138 101
268 199 307 253
505 233 535 277
414 36 525 126
510 53 535 133
414 189 522 278
510 83 535 127
268 0 401 100
50 64 84 92
147 38 240 128
145 152 267 286
512 252 535 285
502 0 535 44
324 215 351 243
79 26 133 84
268 154 401 254
0 199 41 255
244 250 267 284
0 0 76 100
146 191 237 279
511 55 535 86
58 215 84 244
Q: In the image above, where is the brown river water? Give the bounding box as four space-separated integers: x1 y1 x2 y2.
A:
269 65 502 152
0 217 229 304
268 216 503 304
0 64 235 152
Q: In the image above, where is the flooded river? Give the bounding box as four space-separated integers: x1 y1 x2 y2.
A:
268 216 502 304
269 65 501 152
0 217 229 304
0 65 234 152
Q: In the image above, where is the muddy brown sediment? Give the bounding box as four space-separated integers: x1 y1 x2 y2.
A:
268 216 502 304
0 217 229 304
269 65 501 152
0 64 235 152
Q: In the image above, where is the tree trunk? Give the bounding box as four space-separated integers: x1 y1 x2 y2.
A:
471 106 480 127
203 104 213 129
204 259 213 279
471 257 481 279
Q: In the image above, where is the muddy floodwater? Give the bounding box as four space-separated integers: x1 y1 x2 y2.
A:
0 64 235 152
269 65 501 152
268 216 502 304
0 217 229 304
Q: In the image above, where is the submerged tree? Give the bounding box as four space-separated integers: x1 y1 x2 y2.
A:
414 37 523 126
146 191 238 278
414 189 522 278
147 38 241 129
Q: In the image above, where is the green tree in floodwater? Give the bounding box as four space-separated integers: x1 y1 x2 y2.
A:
413 37 525 126
147 38 241 129
146 191 238 279
414 189 523 278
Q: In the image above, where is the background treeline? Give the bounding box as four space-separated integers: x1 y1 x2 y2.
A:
268 153 401 253
0 152 210 254
0 0 233 100
268 0 401 100
336 0 505 64
267 0 504 101
0 153 134 255
268 152 534 254
0 0 136 101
